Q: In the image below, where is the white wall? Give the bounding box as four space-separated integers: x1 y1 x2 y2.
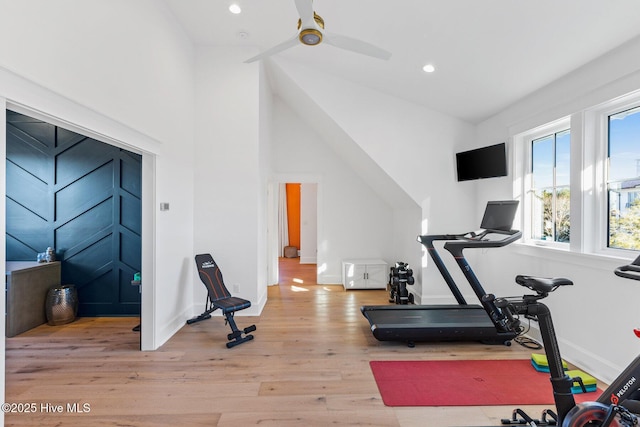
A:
0 0 194 145
257 61 273 306
271 97 394 284
392 207 424 296
475 35 640 384
192 46 267 311
300 183 318 264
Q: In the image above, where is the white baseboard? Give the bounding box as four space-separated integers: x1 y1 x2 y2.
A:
152 307 193 351
318 274 342 285
523 324 622 385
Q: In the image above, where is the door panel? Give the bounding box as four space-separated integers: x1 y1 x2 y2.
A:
5 110 141 316
366 264 387 286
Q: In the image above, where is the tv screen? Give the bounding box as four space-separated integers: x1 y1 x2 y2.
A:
456 143 507 181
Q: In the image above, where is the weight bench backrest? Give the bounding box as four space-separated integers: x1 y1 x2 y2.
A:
191 253 255 348
195 254 232 302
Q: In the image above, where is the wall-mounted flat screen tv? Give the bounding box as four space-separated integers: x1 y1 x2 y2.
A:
456 142 507 181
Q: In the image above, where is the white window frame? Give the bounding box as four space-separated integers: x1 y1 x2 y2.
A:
513 89 640 258
514 117 571 250
588 93 640 258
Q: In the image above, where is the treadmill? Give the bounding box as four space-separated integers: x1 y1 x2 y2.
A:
361 200 522 346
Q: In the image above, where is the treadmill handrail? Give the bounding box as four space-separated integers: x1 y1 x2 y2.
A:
416 229 522 254
417 233 469 305
416 228 522 334
443 229 522 254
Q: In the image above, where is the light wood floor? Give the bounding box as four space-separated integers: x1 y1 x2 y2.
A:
5 258 551 426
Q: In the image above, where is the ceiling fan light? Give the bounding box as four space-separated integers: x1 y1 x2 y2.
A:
299 28 322 46
228 3 241 14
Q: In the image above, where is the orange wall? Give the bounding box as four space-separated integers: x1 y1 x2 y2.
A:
286 183 301 249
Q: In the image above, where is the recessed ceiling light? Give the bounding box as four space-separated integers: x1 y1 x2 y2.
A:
422 64 435 73
229 4 242 14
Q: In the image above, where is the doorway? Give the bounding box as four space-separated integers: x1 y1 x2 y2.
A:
268 178 319 286
5 110 142 317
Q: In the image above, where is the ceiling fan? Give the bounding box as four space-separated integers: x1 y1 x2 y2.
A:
244 0 392 63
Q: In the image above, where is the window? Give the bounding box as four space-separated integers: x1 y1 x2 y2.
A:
608 106 640 250
514 90 640 255
530 129 571 243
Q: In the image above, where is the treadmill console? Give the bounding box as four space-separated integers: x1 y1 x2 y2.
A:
480 200 519 232
417 200 521 246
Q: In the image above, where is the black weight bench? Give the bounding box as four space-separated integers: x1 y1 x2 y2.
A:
187 253 256 348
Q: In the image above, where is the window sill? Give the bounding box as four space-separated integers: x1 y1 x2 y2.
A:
511 242 632 271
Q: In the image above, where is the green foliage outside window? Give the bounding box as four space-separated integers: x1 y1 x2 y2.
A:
537 188 570 242
609 198 640 250
531 129 570 243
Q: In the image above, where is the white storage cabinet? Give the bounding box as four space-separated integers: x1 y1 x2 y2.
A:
342 259 388 290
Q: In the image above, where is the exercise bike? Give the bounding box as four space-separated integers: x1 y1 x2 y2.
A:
497 253 640 426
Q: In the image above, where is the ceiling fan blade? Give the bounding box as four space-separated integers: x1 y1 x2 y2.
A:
323 32 392 60
244 35 300 63
294 0 315 27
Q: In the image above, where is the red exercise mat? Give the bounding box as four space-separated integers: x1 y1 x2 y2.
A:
369 359 601 406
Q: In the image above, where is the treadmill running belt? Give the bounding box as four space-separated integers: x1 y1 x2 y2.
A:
361 305 513 345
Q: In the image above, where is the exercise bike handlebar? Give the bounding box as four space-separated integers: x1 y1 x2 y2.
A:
614 254 640 281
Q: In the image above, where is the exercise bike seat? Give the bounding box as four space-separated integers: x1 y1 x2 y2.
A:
515 275 573 294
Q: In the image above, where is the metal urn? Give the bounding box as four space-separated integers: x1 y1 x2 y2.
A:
46 284 78 326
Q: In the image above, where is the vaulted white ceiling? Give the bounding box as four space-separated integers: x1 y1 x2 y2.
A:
164 0 640 124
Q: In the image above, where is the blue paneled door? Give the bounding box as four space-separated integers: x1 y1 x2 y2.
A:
6 110 142 316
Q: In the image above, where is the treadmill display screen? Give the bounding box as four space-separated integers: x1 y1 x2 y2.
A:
480 200 519 231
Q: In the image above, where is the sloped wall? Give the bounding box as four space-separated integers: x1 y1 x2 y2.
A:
271 97 395 284
269 59 476 300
